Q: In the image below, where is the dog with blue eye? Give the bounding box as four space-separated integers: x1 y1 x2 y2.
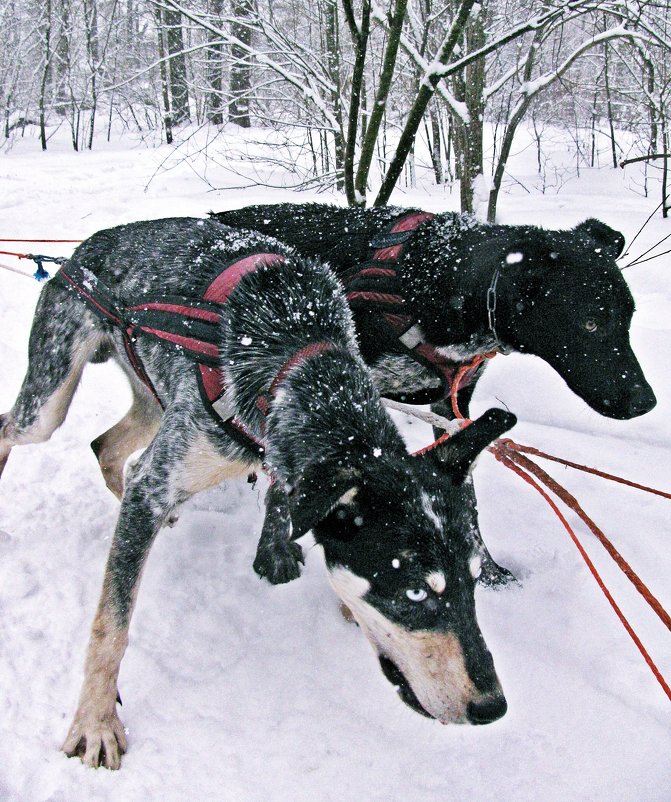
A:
213 202 657 586
0 217 515 769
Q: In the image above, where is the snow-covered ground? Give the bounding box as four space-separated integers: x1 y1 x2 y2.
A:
1 126 669 801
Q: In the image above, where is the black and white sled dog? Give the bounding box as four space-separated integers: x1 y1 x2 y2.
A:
212 203 657 581
0 218 515 769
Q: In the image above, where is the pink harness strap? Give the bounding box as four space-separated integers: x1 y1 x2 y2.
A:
344 211 493 402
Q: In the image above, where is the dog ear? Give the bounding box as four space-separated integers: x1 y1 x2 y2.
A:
574 218 626 259
427 408 516 481
288 463 360 539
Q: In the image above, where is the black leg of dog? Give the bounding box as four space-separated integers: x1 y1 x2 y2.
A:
431 391 516 587
253 481 304 584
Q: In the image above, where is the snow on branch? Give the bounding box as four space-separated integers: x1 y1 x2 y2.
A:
150 0 341 131
519 25 649 100
370 0 469 124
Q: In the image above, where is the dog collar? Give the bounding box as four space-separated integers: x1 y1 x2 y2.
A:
486 266 512 355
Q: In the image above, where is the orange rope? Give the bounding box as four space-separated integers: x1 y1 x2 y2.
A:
502 440 671 500
491 440 671 632
0 250 33 259
450 352 497 419
420 375 671 703
450 355 483 419
490 442 671 702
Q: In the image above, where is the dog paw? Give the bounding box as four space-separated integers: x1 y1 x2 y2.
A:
62 710 127 770
253 541 304 584
477 560 518 589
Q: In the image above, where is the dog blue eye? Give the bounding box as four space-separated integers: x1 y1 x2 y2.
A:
406 588 428 602
584 319 598 332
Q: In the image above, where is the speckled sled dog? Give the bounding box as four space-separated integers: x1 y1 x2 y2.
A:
213 203 657 583
0 217 515 769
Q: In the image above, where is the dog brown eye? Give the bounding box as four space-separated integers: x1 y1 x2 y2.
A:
406 588 428 602
584 319 598 333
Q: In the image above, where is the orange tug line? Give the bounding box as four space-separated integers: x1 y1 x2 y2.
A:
490 443 671 704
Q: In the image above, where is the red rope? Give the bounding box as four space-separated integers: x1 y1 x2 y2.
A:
412 428 462 456
492 440 671 633
502 440 671 500
490 441 671 703
450 352 496 419
0 245 79 261
0 238 81 243
421 372 671 702
0 250 33 259
416 344 671 700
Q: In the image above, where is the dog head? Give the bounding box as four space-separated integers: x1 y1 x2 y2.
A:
494 219 655 419
289 408 515 724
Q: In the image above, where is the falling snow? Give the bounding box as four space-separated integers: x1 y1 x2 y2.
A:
0 124 669 802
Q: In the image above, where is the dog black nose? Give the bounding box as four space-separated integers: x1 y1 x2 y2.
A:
628 382 656 417
466 693 507 725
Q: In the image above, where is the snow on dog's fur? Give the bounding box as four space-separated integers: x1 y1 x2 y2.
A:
0 217 515 769
212 203 654 423
213 203 656 583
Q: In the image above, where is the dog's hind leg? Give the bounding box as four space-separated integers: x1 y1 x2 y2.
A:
253 481 304 584
91 380 162 499
0 281 108 478
62 405 248 769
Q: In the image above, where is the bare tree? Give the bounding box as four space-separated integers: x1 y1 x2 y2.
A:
205 0 225 124
164 5 190 122
229 0 253 127
2 0 671 224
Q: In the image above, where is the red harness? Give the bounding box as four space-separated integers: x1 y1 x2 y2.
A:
342 211 489 404
55 254 341 461
55 253 288 456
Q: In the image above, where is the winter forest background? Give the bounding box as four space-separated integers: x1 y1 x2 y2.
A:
3 0 671 218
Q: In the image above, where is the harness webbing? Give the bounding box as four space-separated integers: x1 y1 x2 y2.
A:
256 342 337 417
342 211 487 404
53 253 288 457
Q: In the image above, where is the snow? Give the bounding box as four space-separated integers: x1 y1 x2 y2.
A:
1 125 670 801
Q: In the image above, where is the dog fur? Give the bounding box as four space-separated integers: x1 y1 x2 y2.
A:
212 203 655 419
0 217 515 769
212 203 657 583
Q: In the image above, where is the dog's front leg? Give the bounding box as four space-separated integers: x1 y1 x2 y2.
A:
63 422 186 769
253 481 304 584
431 397 516 587
61 585 131 769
